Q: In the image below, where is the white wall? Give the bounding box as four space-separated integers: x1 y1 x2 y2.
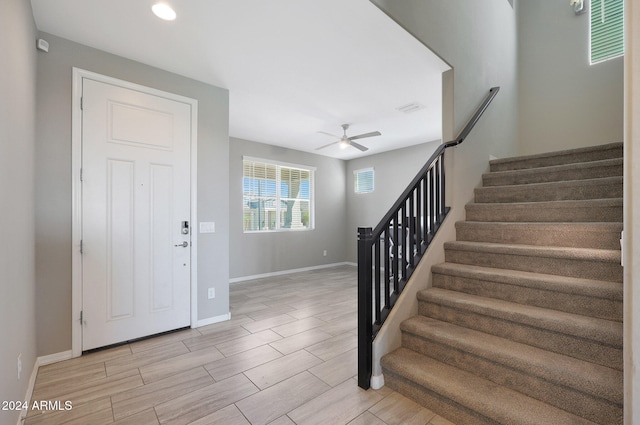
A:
0 0 37 423
35 33 230 356
345 140 441 263
229 137 347 279
518 0 624 155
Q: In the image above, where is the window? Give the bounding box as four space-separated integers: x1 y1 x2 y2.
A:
590 0 624 64
354 168 374 194
243 157 314 232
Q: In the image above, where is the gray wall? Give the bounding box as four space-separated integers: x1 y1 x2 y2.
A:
0 0 37 422
345 140 441 262
370 0 519 222
229 137 347 279
518 0 624 155
35 33 230 356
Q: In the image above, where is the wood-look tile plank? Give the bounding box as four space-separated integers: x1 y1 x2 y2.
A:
182 327 250 352
429 416 457 425
305 332 357 361
112 409 159 425
246 305 297 321
154 374 258 425
31 369 142 405
288 378 384 425
37 345 132 373
269 328 333 355
241 313 297 333
271 317 326 338
188 404 250 425
267 415 296 425
105 341 189 376
129 328 201 353
111 367 213 421
32 362 106 395
244 349 323 390
369 391 436 425
204 344 283 382
236 372 330 425
24 396 111 425
215 329 282 357
348 411 388 425
309 348 357 387
139 346 224 383
320 314 358 336
197 315 255 335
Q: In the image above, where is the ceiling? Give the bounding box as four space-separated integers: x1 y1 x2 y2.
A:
30 0 450 160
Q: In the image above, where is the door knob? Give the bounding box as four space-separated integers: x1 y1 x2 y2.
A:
174 241 189 248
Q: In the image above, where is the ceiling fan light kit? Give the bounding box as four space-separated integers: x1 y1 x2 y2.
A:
316 123 381 152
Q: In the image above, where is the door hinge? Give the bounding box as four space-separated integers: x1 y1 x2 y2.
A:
80 168 83 182
80 310 83 325
80 97 83 110
80 240 83 254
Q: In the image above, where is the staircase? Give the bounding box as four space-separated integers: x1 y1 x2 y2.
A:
380 142 624 425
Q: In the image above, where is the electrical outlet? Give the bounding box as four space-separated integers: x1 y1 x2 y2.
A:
17 353 22 380
208 288 215 299
323 250 327 257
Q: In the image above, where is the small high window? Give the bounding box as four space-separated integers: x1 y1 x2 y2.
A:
354 168 374 194
590 0 624 64
242 157 314 232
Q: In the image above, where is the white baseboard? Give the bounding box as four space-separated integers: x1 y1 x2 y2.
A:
16 350 73 425
370 373 385 390
196 313 231 328
38 350 73 366
229 262 355 284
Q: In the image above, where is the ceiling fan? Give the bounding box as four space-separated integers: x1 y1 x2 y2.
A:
315 124 381 152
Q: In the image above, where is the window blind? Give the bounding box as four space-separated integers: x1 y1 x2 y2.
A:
242 158 314 232
590 0 624 64
354 168 374 194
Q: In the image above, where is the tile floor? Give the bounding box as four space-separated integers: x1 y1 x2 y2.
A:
25 265 455 425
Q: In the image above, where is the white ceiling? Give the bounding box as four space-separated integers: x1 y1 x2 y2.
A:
30 0 449 160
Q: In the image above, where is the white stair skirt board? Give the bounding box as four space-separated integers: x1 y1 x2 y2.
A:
370 373 385 390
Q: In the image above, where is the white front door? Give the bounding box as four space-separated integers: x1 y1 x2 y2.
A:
81 78 192 351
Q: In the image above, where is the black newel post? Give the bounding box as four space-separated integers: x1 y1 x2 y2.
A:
357 227 373 390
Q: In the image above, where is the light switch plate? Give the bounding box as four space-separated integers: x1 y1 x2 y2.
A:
200 222 215 233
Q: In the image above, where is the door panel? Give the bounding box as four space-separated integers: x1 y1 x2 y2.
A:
82 78 191 351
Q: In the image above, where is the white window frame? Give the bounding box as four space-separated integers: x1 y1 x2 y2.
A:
242 156 315 233
354 167 375 194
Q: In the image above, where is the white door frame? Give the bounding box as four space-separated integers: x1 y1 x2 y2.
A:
71 68 199 357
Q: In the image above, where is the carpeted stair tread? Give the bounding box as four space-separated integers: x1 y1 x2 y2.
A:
431 262 622 303
455 221 622 249
400 316 623 405
475 176 623 203
489 142 622 172
444 241 622 282
416 288 622 349
465 198 623 222
483 157 622 187
381 347 599 425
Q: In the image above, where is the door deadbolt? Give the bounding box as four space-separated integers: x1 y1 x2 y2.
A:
181 221 190 235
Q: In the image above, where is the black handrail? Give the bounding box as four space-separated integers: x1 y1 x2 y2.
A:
357 87 500 390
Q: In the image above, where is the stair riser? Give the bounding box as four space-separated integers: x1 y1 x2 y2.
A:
490 145 623 172
444 248 623 282
432 272 623 322
465 203 623 223
484 162 622 187
401 333 622 424
475 179 623 203
455 223 622 250
417 300 623 370
382 371 496 425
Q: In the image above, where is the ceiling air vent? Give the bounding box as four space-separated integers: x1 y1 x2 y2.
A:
396 102 425 114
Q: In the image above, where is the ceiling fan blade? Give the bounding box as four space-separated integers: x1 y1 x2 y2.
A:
350 141 369 152
315 141 339 150
349 131 381 141
317 131 341 139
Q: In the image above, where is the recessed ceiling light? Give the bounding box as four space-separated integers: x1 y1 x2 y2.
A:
152 3 176 21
